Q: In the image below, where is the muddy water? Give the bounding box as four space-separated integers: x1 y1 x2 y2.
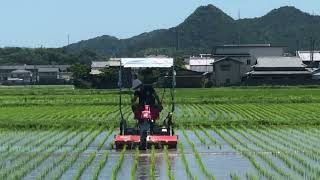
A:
7 129 257 179
136 152 150 179
176 129 255 179
176 130 208 180
74 129 255 179
171 152 188 180
116 153 134 179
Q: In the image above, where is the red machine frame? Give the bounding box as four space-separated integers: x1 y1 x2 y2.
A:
114 58 177 150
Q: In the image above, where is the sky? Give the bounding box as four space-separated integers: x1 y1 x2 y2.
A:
1 0 319 48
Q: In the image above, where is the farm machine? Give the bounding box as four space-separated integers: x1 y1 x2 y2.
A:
114 58 178 150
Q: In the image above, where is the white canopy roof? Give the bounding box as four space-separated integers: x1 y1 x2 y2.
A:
121 58 173 68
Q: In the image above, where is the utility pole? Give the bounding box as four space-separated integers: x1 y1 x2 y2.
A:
67 34 70 46
310 37 316 68
296 40 300 56
237 9 241 45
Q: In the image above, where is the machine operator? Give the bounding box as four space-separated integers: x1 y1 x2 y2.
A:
131 72 163 117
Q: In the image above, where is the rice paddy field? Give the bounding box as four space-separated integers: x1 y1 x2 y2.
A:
1 85 320 179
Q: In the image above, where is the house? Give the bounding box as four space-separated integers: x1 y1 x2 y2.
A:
212 53 253 75
185 56 215 73
212 44 285 75
211 57 243 86
8 69 32 84
206 44 285 86
297 51 320 68
246 56 312 84
37 68 60 83
0 65 71 84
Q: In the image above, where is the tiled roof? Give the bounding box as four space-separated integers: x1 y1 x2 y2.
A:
255 56 305 68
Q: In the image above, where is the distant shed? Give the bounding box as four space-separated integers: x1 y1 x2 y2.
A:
175 69 205 88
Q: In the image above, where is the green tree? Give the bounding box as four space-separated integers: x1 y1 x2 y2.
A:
70 64 91 79
175 56 186 70
100 67 118 81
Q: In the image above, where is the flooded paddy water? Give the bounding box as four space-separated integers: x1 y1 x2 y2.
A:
1 126 320 179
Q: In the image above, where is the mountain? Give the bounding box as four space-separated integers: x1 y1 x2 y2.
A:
2 5 318 65
66 5 320 56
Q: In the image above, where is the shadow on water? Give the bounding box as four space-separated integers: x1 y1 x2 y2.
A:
136 152 150 180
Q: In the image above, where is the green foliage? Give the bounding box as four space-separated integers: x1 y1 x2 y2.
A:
65 5 320 56
0 47 101 65
100 67 118 81
182 128 216 180
70 64 91 79
164 146 174 180
175 56 186 70
230 172 240 180
111 145 126 180
1 85 320 129
178 141 197 180
92 151 109 180
150 145 156 180
70 64 92 88
130 147 140 180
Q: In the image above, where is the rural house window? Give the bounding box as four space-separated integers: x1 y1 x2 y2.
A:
247 59 251 65
220 64 231 71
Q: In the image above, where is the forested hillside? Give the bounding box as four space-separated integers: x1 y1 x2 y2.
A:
66 5 320 57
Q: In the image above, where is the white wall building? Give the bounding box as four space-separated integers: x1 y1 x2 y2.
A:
186 57 215 73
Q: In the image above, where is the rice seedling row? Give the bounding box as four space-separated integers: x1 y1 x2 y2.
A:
111 145 127 180
91 151 109 180
163 146 174 180
150 146 156 180
181 128 216 180
1 87 320 179
130 147 139 180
